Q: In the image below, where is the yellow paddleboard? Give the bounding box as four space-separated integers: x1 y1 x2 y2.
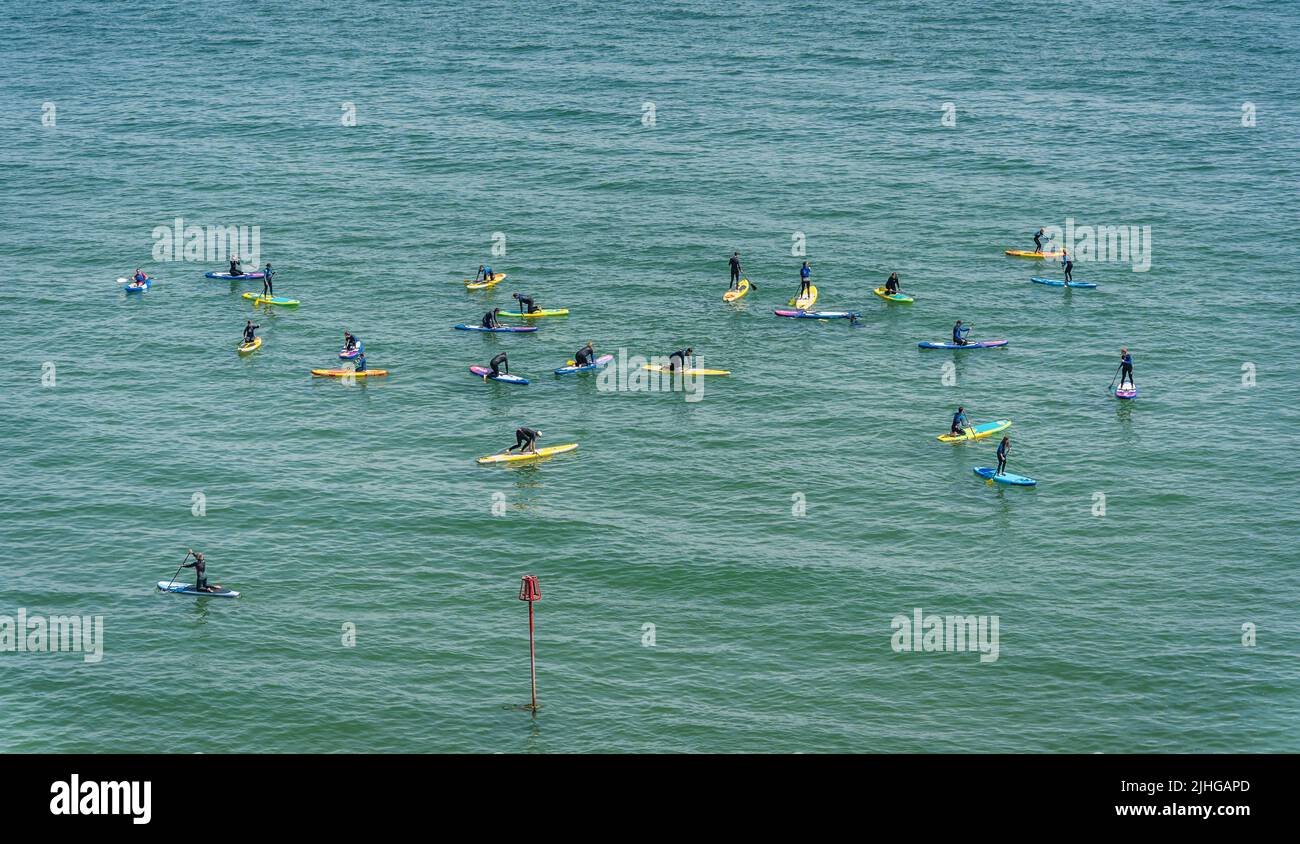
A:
642 364 730 376
723 278 750 302
464 273 507 290
477 443 579 464
237 336 262 355
789 284 817 309
497 308 570 318
936 419 1012 443
1004 250 1064 258
872 287 914 303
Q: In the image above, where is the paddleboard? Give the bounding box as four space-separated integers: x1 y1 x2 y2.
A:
311 369 388 378
339 342 363 359
873 287 913 303
1031 277 1097 289
974 467 1037 486
773 309 859 319
1004 250 1064 258
157 580 240 598
237 336 262 355
1115 383 1139 400
207 271 265 279
497 308 570 318
453 324 538 333
124 279 150 293
937 419 1012 443
469 365 528 384
789 284 818 309
555 354 614 374
723 278 750 302
642 364 730 376
242 292 299 306
918 339 1008 349
477 443 579 464
464 273 507 290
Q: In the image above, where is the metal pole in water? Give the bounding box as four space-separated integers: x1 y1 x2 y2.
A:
518 575 541 712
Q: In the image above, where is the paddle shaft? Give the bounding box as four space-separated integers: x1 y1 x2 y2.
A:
167 552 191 587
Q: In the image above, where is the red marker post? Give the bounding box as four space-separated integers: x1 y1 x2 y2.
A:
518 575 541 712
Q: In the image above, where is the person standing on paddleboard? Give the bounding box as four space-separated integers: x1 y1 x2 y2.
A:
1033 228 1049 253
488 351 509 378
885 272 901 295
243 320 259 344
262 262 275 296
668 347 693 372
182 549 218 593
951 406 971 436
728 251 742 290
996 436 1010 476
953 320 970 346
798 261 812 299
575 341 595 367
1060 248 1073 284
512 292 539 314
481 308 504 329
1119 348 1134 388
504 427 541 455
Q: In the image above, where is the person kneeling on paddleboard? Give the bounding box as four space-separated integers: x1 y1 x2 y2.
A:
480 309 504 329
668 347 693 372
243 320 259 344
1119 348 1134 389
953 320 970 346
512 293 539 314
476 264 495 282
996 436 1010 476
262 263 275 296
575 342 595 367
885 272 901 294
229 255 242 277
951 406 972 437
182 549 219 593
504 427 541 455
488 351 509 378
343 331 359 351
798 261 812 298
353 352 368 373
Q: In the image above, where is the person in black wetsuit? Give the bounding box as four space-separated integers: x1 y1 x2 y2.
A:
728 251 742 290
229 255 242 277
512 292 539 314
1033 228 1048 253
242 320 259 343
996 436 1010 475
481 308 503 329
504 427 542 454
1060 248 1073 284
262 263 274 296
574 342 595 367
667 347 693 371
1119 348 1135 388
343 331 359 351
885 272 901 294
488 351 509 377
182 549 218 592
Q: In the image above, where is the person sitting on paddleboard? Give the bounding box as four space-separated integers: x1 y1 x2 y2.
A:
182 549 217 592
1060 248 1073 284
480 308 504 329
353 352 368 373
798 261 812 299
950 406 971 436
488 351 509 377
1033 228 1048 253
505 427 541 455
729 251 742 290
132 268 149 284
229 255 242 277
512 292 539 314
953 320 970 346
262 263 274 296
343 331 359 351
996 436 1010 476
885 272 901 294
243 320 259 343
1119 348 1134 388
574 341 595 367
667 347 693 372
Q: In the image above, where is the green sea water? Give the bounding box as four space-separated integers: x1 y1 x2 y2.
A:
3 0 1299 752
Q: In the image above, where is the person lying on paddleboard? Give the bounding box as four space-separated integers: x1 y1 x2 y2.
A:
575 341 595 367
503 427 541 455
996 436 1010 476
1033 228 1049 253
885 272 901 294
343 331 359 350
512 292 540 314
951 406 971 436
353 352 368 373
1119 348 1134 388
262 263 275 295
132 268 149 284
182 549 219 592
1060 248 1073 284
480 308 504 329
729 251 742 290
229 255 242 277
488 351 509 377
953 320 970 346
798 261 812 298
668 347 693 372
243 320 259 343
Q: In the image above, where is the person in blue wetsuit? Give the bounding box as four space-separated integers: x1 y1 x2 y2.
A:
504 427 541 455
1060 248 1073 284
996 436 1010 475
488 351 509 377
952 320 970 346
480 308 503 329
476 264 495 282
262 263 275 295
512 292 539 314
729 251 742 290
798 261 812 299
668 347 693 372
1119 348 1134 388
242 320 259 344
950 406 971 436
574 342 595 367
885 272 901 294
353 352 368 373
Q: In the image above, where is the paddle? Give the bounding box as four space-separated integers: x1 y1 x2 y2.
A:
165 551 192 589
1108 364 1123 391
